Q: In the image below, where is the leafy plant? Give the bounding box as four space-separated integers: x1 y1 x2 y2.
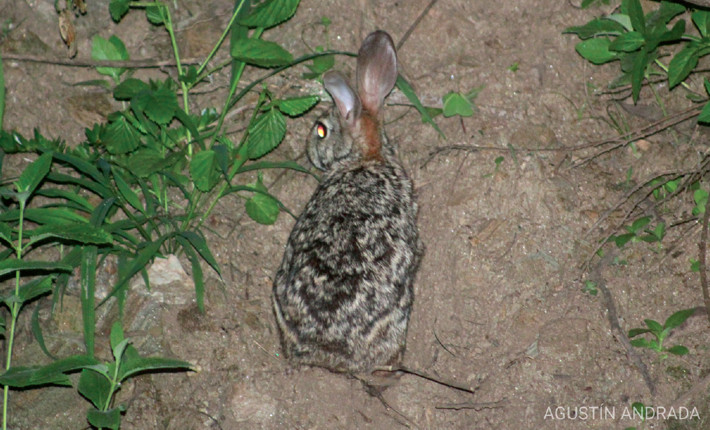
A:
628 308 695 359
582 280 598 296
607 216 665 248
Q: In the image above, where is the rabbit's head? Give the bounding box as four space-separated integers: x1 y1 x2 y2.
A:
307 31 398 171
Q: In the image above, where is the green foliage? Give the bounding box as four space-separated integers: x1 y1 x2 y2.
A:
565 0 700 103
582 280 598 296
628 308 695 359
607 216 665 248
442 86 483 118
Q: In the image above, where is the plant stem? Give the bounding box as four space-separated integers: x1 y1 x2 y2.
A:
2 199 26 430
194 0 247 79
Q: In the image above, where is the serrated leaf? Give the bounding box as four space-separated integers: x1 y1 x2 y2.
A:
575 38 618 64
190 150 220 192
664 308 695 330
246 108 286 159
78 368 112 410
109 0 130 22
87 408 122 430
103 116 141 154
231 38 293 68
277 96 319 116
237 0 300 29
0 259 72 277
442 92 474 118
15 152 52 198
92 35 128 81
245 192 280 225
666 345 689 356
608 31 644 52
113 78 150 100
132 85 178 125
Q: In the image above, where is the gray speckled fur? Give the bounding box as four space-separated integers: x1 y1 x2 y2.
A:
272 31 422 373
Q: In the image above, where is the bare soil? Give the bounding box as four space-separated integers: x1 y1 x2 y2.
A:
1 0 709 429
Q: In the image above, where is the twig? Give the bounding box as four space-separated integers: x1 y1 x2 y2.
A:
372 365 478 395
435 399 509 410
1 52 202 69
589 252 657 396
698 180 710 325
396 0 439 51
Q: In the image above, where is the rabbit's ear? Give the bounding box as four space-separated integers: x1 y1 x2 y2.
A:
323 71 361 127
356 31 397 115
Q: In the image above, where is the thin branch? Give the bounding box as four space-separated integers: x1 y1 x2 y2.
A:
699 181 710 325
435 399 509 410
397 0 439 51
1 52 202 69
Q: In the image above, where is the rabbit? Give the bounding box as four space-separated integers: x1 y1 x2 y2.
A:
272 30 422 374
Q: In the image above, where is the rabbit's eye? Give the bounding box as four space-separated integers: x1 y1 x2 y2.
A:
316 122 328 139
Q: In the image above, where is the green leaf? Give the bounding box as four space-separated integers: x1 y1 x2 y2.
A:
664 308 695 330
235 159 316 178
27 223 113 246
630 338 651 348
246 108 286 159
190 150 220 192
16 276 53 304
91 35 129 81
102 116 141 154
666 345 689 356
118 352 193 381
442 92 475 118
32 303 57 360
698 100 710 125
623 0 645 33
176 235 205 312
231 38 294 68
109 321 125 356
0 223 11 246
245 191 280 225
277 95 319 116
146 4 166 25
109 0 130 22
33 354 101 381
78 368 112 410
0 259 72 277
564 18 627 39
609 31 644 52
693 10 710 38
628 327 652 338
612 232 634 248
15 152 52 198
132 85 178 125
113 78 150 100
237 0 300 29
648 1 686 28
607 14 633 32
644 319 663 333
395 75 445 138
113 171 144 214
178 231 220 277
35 188 93 212
575 38 618 64
0 366 71 387
669 45 699 89
87 407 122 430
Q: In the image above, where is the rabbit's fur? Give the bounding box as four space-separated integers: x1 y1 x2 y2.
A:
272 31 422 373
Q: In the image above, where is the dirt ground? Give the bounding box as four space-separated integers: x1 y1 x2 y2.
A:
2 0 710 429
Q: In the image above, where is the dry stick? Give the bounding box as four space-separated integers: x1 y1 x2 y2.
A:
396 0 439 51
436 399 509 411
590 252 657 396
1 52 201 69
372 365 477 395
698 184 710 325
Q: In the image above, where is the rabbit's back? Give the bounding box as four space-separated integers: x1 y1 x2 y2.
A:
273 158 421 372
